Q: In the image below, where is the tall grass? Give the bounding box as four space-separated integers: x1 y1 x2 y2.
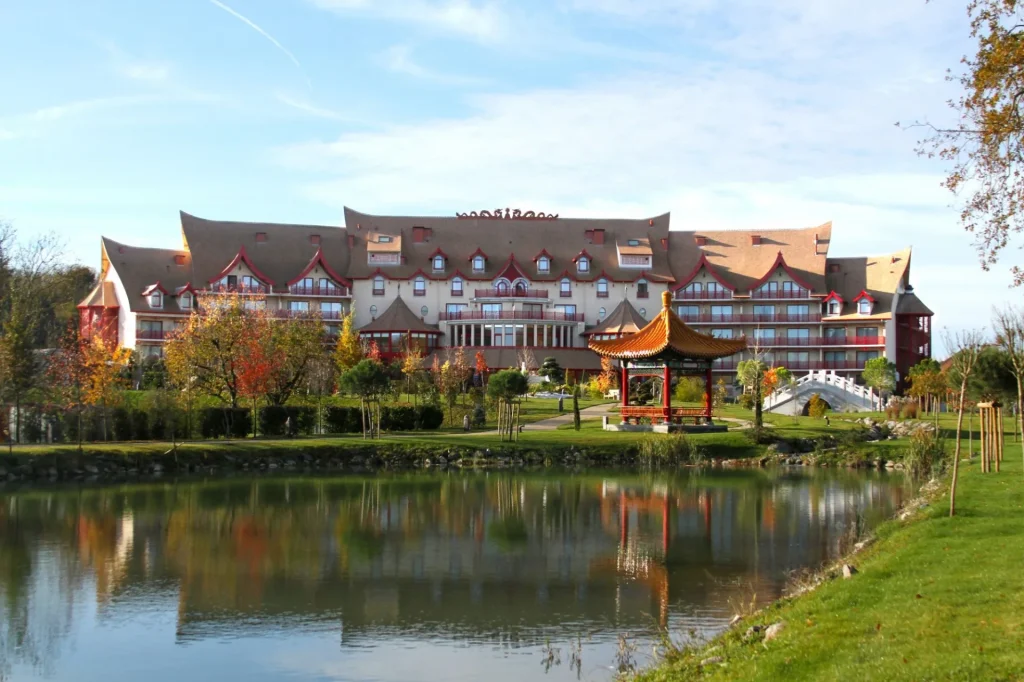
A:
637 433 706 466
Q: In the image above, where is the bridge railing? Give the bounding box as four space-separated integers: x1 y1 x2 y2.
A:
764 370 878 411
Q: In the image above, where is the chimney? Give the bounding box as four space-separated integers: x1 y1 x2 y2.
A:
592 229 605 245
310 234 320 245
751 235 762 246
413 226 426 243
347 234 355 248
695 236 707 246
173 255 186 266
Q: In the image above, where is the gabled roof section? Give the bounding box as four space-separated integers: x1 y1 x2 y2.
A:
822 290 844 304
825 247 914 318
589 292 748 360
468 247 488 261
895 291 934 316
671 253 736 292
584 300 648 336
495 256 529 282
748 251 816 293
287 246 352 287
573 248 592 263
99 237 192 314
207 245 276 285
175 283 199 296
141 282 170 296
853 290 875 303
357 297 441 334
78 281 119 309
428 246 449 259
533 248 553 262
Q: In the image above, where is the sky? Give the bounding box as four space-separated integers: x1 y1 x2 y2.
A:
0 0 1019 353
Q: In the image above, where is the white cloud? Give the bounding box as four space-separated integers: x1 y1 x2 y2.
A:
308 0 505 42
209 0 311 89
379 45 488 85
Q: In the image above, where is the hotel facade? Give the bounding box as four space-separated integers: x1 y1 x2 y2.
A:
78 208 933 388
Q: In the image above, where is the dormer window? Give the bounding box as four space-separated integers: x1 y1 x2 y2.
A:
149 291 163 309
597 278 609 298
537 256 550 273
577 257 590 273
828 300 842 316
473 256 485 272
414 276 426 296
859 299 872 315
378 235 392 243
560 278 571 297
373 276 385 296
433 255 445 272
451 277 464 297
180 293 192 310
636 279 648 298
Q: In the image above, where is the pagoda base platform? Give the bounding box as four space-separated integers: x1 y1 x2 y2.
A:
602 417 728 434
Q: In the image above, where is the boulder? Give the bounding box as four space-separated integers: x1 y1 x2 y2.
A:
700 656 723 666
768 441 793 455
743 625 763 642
763 621 786 642
842 564 858 579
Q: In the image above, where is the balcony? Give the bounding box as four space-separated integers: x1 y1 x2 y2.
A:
137 329 170 340
710 358 865 371
271 309 344 320
680 313 823 324
288 284 350 297
440 310 584 322
208 283 269 295
474 288 550 299
750 288 811 300
674 290 734 301
751 335 885 348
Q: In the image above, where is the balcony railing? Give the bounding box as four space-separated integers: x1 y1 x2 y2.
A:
137 329 170 340
679 313 823 324
711 358 865 371
750 288 811 299
271 309 344 320
750 335 885 348
474 288 550 299
674 290 734 300
440 310 584 322
288 284 350 297
208 283 269 295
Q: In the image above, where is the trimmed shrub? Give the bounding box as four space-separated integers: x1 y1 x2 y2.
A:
381 405 417 431
131 410 150 440
112 408 132 441
260 406 317 437
324 406 362 434
200 408 252 439
416 404 445 430
20 409 45 444
807 393 828 419
260 405 290 437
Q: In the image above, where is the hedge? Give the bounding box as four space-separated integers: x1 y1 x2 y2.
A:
259 406 317 437
200 408 252 439
323 404 444 434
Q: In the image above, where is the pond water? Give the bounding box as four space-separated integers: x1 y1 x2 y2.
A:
0 468 912 682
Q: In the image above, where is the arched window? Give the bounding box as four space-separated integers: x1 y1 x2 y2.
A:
149 291 163 308
473 256 485 272
596 278 609 298
537 256 550 273
560 278 571 297
577 257 589 273
369 304 378 317
828 300 841 316
636 279 649 298
639 308 647 318
414 276 426 296
495 279 509 293
179 293 192 310
598 307 607 320
373 276 385 295
433 255 445 271
451 277 464 296
858 299 872 315
513 279 528 295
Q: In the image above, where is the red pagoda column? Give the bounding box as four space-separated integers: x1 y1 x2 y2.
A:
704 367 713 422
662 364 671 424
620 363 629 421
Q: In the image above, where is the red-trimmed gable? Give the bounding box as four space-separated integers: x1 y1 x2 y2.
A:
428 246 449 259
495 256 529 282
671 253 736 292
468 247 488 261
748 251 815 292
822 290 844 304
141 282 170 296
533 248 553 262
207 245 276 286
852 290 875 303
286 247 352 287
572 248 592 263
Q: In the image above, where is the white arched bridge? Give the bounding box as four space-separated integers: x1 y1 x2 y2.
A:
763 370 878 415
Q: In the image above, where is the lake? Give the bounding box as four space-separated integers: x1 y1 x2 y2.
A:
0 468 911 681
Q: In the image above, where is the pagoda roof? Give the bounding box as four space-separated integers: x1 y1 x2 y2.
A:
588 291 747 360
358 297 441 335
584 299 648 336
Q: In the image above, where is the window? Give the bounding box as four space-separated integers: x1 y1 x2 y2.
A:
711 328 733 339
787 304 809 318
639 308 647 317
373 276 385 295
705 282 728 298
827 300 841 316
179 293 192 310
537 256 550 273
560 278 571 297
141 345 164 359
858 299 872 315
378 235 392 243
420 305 428 316
414 277 426 296
446 303 467 318
513 279 528 295
597 278 609 298
243 299 265 311
241 275 259 290
482 303 502 319
680 282 702 298
577 256 589 273
321 301 342 318
710 305 733 320
787 351 810 364
495 279 509 294
433 256 445 271
758 281 779 295
451 277 464 296
369 304 378 317
636 279 648 298
753 304 775 319
139 320 163 339
598 307 607 320
298 277 314 291
781 281 805 297
754 328 776 340
824 351 847 364
856 327 879 338
290 301 309 313
787 328 810 345
676 305 699 320
555 304 577 320
825 327 847 340
473 256 485 272
857 350 880 365
227 274 238 288
149 291 162 308
319 277 332 293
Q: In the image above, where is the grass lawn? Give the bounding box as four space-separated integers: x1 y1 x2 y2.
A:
636 423 1024 681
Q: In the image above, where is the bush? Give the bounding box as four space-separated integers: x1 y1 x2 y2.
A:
324 406 362 434
743 426 776 445
807 393 828 419
200 407 252 439
673 376 705 403
416 404 445 430
381 405 417 431
471 403 487 428
738 392 755 410
259 406 317 436
260 405 290 436
638 433 706 466
131 410 150 440
900 401 920 420
903 429 946 477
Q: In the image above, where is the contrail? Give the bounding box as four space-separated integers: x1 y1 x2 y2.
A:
209 0 311 90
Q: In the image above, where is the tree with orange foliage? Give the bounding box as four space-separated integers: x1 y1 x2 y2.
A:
474 350 488 386
47 329 90 452
366 340 382 362
236 314 274 437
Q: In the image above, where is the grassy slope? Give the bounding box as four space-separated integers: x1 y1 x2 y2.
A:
637 433 1024 681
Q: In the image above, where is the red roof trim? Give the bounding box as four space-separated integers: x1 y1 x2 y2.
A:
142 282 170 296
671 253 736 292
533 248 553 262
853 290 875 303
207 245 276 286
572 249 592 263
468 247 488 261
748 251 815 292
822 290 844 304
428 247 449 259
495 255 529 283
286 247 352 287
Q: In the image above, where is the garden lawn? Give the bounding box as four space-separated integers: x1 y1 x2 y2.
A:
636 442 1024 681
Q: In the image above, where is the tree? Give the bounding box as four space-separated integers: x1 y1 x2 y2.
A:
944 329 984 517
436 358 464 426
908 358 946 416
338 359 391 439
46 330 89 452
487 369 529 441
400 344 424 401
862 357 897 411
807 393 828 419
993 304 1024 457
263 313 325 406
333 309 363 374
572 386 581 431
737 359 768 429
236 321 274 437
0 303 37 446
302 350 335 435
713 378 729 413
474 351 489 387
970 346 1018 405
538 356 564 385
912 0 1024 286
81 337 132 440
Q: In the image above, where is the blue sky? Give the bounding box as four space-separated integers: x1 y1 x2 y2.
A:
0 0 1017 349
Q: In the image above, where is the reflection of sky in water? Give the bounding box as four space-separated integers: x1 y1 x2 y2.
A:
0 469 910 681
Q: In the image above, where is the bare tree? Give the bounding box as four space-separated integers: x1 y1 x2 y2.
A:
993 305 1024 466
944 328 985 517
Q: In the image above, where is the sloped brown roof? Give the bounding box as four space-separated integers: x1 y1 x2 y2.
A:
825 247 911 318
584 299 649 336
343 207 675 284
668 223 832 293
78 281 118 308
100 238 193 314
422 347 604 371
180 211 350 291
895 290 933 316
358 296 440 334
589 292 748 360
